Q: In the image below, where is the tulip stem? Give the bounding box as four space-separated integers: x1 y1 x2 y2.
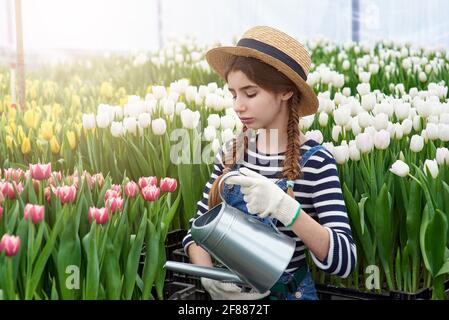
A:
4 258 16 300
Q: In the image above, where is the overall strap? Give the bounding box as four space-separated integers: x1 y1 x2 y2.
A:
300 144 325 168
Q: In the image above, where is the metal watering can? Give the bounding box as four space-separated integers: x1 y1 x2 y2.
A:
165 170 296 293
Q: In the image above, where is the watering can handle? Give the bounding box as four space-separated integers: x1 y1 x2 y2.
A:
218 169 283 235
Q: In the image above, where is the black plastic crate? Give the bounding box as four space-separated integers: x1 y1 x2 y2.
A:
316 280 449 300
165 281 210 300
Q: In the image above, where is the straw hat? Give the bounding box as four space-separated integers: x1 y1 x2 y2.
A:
206 26 318 117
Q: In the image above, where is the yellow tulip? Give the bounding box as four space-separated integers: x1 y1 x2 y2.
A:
17 125 26 142
50 136 60 154
67 130 76 150
24 109 39 129
100 82 113 99
41 121 54 141
7 122 16 134
6 135 14 149
8 107 16 121
21 137 31 155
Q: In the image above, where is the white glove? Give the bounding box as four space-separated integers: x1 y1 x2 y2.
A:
200 278 270 300
226 167 301 227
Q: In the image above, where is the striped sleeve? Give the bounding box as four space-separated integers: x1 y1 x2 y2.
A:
182 149 225 256
308 151 357 278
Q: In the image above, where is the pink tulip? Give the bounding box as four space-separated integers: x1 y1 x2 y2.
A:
106 197 124 213
54 185 77 204
141 185 161 202
138 176 158 189
92 173 105 188
88 207 109 225
160 177 177 193
104 189 120 202
110 184 121 193
0 234 21 257
48 171 62 186
124 181 139 198
29 163 52 181
3 168 25 183
44 186 52 203
0 181 23 200
24 203 45 224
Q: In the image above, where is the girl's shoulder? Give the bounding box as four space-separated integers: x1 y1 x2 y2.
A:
300 139 336 168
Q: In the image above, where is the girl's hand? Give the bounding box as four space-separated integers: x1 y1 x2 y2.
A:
226 167 301 227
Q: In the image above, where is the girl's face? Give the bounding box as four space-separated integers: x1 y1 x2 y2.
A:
227 70 292 130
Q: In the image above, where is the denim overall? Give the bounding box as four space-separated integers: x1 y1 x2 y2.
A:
221 144 325 300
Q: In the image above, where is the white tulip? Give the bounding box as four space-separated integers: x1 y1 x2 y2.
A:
423 159 439 179
175 102 186 115
220 115 236 130
332 125 342 142
374 113 389 131
151 118 167 135
162 99 175 116
395 103 411 121
355 132 374 154
333 145 349 164
357 83 371 96
401 118 413 135
203 126 217 142
333 92 346 106
211 138 221 153
96 113 110 129
342 87 351 97
82 114 96 129
419 71 427 83
318 112 329 127
369 63 379 74
185 86 198 103
152 86 167 100
438 123 449 141
393 123 404 140
409 87 419 98
436 147 449 165
299 115 315 131
207 82 218 93
138 113 151 128
359 72 371 83
358 112 373 129
349 144 361 161
389 160 410 177
374 130 391 150
332 74 345 88
426 123 439 140
110 121 124 137
361 93 376 111
351 117 362 135
208 114 221 129
205 93 218 110
410 135 424 153
333 107 351 126
198 85 209 98
221 128 235 143
123 117 138 135
215 96 226 111
342 60 350 70
113 106 124 120
181 109 200 129
305 130 324 144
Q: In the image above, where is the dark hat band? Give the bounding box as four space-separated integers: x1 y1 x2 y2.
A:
237 38 308 82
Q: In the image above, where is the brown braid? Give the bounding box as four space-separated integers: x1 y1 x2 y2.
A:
282 92 303 199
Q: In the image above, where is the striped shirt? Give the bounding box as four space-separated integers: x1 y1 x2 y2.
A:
182 134 357 278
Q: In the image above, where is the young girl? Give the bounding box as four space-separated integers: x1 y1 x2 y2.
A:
182 26 357 300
